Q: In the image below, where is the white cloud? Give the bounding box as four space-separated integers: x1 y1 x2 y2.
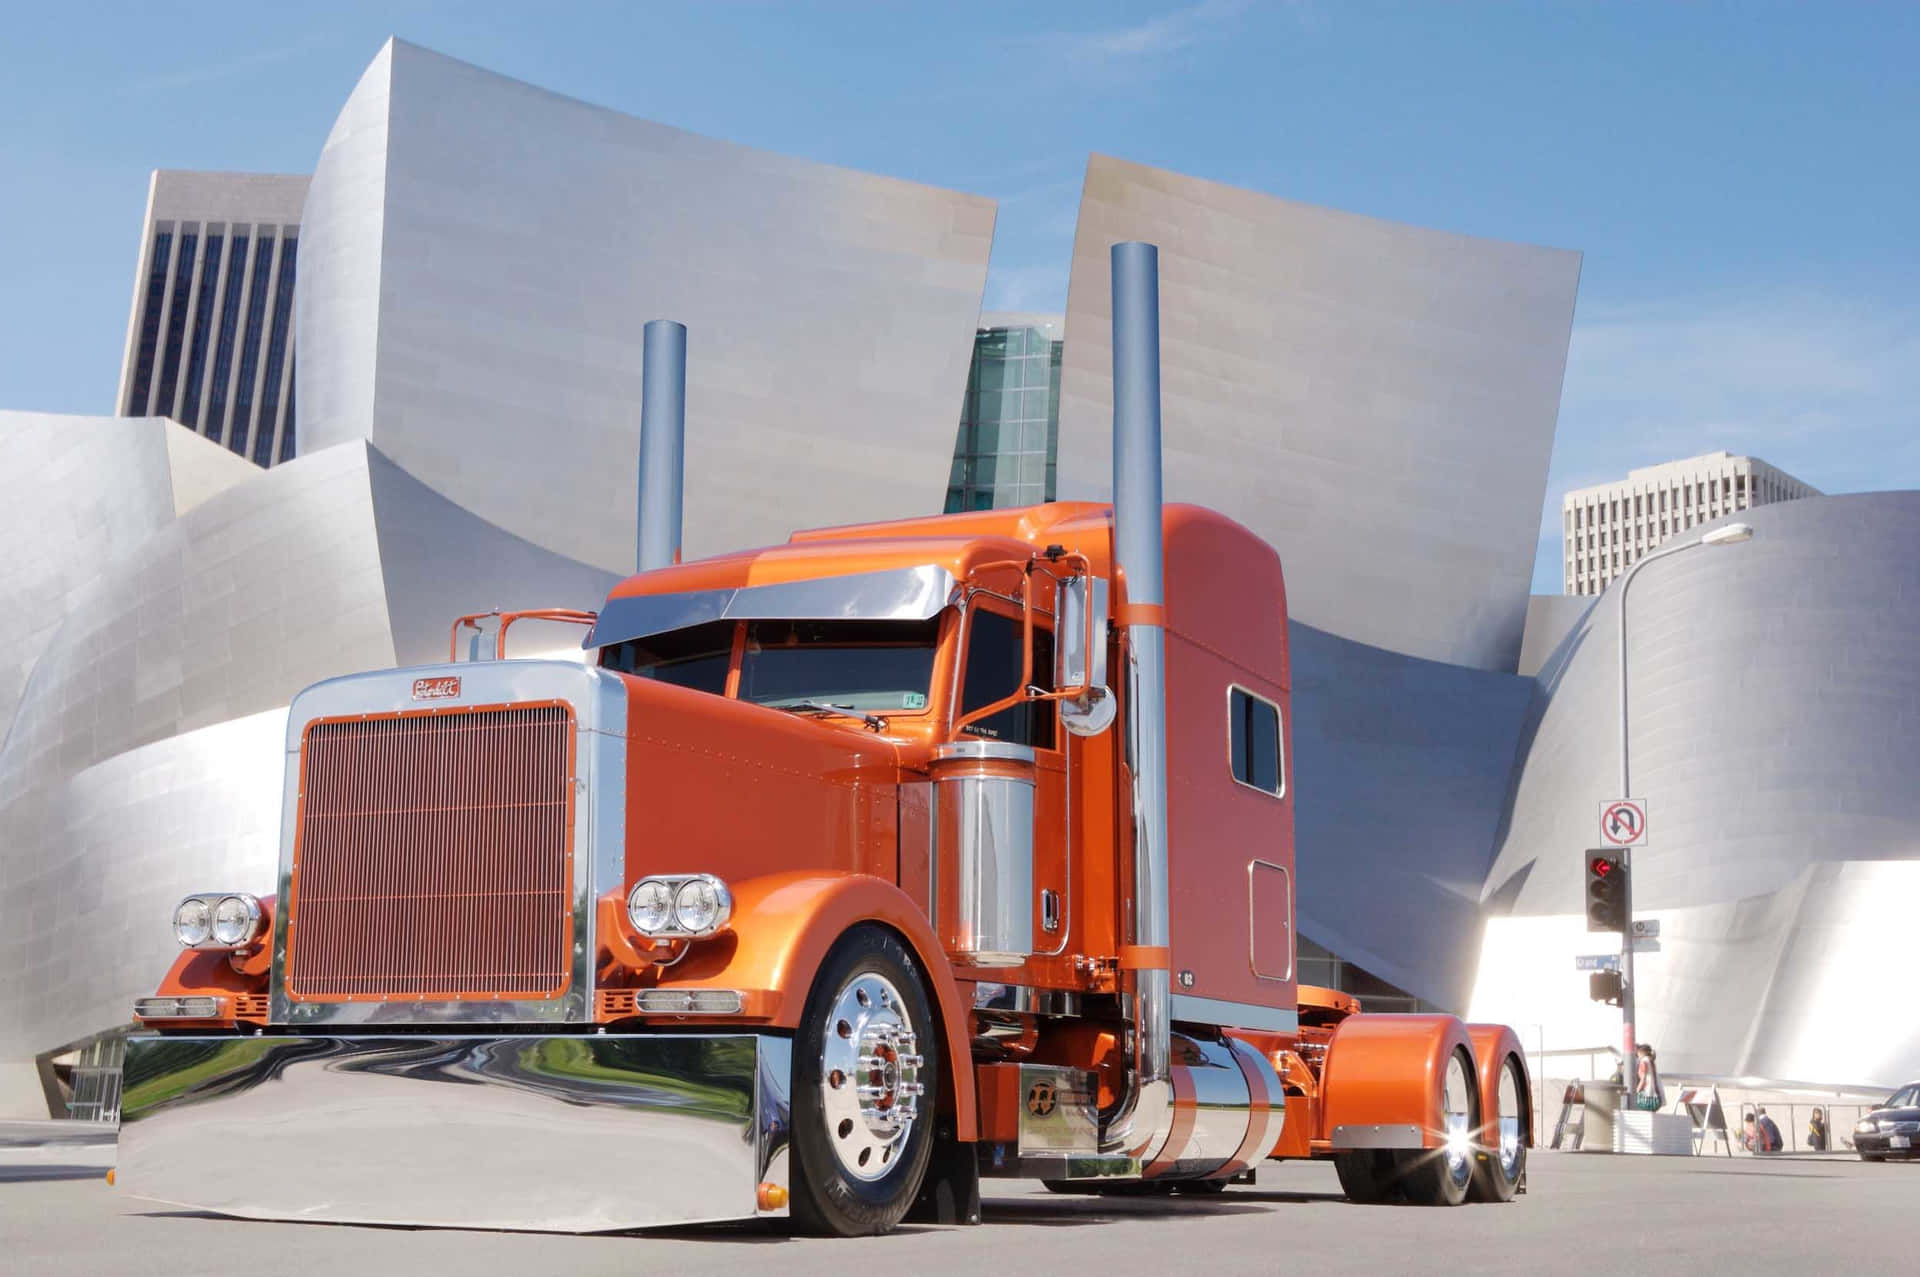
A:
1042 0 1257 74
1530 292 1920 592
1554 294 1920 492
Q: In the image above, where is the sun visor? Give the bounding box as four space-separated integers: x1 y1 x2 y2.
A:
584 564 960 649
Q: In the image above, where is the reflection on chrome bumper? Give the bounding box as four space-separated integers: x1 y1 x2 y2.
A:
117 1033 791 1232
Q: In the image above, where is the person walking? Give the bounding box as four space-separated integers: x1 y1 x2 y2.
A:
1633 1043 1666 1111
1808 1107 1828 1152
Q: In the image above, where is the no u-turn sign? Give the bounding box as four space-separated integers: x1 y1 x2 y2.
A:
1599 799 1648 847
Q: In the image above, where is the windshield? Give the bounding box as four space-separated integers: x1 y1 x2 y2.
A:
600 620 733 694
1887 1086 1919 1109
740 618 938 713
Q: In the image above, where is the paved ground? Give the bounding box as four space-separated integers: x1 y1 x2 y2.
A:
0 1143 1911 1276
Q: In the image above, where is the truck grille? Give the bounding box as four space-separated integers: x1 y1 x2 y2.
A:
286 703 576 1001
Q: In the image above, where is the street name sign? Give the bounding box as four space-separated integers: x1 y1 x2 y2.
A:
1575 954 1621 972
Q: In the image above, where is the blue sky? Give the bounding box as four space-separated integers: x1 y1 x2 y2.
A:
4 2 1915 592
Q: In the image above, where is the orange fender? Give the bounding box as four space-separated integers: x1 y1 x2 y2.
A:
141 896 276 1027
1466 1023 1533 1149
1318 1013 1477 1151
652 870 976 1140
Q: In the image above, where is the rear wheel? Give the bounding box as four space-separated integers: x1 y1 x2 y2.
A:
1397 1048 1478 1207
1470 1053 1527 1202
1334 1150 1400 1203
788 926 936 1236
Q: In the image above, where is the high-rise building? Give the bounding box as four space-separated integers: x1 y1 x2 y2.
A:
1562 451 1819 596
945 313 1062 512
115 170 309 468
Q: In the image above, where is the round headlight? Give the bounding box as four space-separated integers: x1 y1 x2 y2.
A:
628 879 675 935
174 898 212 948
674 876 731 935
211 895 259 946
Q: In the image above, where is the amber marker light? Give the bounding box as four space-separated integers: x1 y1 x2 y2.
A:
756 1182 788 1211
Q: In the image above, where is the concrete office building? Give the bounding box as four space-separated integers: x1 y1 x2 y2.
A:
945 313 1063 512
1563 451 1819 596
116 171 310 468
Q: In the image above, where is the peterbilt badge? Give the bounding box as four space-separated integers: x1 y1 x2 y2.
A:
411 676 461 700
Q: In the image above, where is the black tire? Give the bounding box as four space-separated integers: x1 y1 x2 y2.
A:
1398 1048 1479 1207
1334 1150 1401 1203
1470 1053 1527 1203
788 925 938 1236
1860 1153 1885 1163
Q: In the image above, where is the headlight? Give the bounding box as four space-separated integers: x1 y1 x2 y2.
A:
628 879 676 935
625 874 732 938
1856 1119 1878 1134
211 894 263 946
174 897 213 948
674 876 731 935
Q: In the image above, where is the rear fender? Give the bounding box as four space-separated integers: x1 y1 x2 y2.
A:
1318 1013 1477 1151
1466 1023 1533 1148
654 870 975 1139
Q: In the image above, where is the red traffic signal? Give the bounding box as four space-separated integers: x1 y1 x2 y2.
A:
1586 851 1627 933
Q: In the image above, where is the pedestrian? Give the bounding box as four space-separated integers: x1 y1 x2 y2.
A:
1808 1107 1828 1152
1742 1112 1760 1152
1632 1043 1665 1111
1757 1107 1784 1153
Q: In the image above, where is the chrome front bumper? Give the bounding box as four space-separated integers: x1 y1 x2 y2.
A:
117 1033 791 1232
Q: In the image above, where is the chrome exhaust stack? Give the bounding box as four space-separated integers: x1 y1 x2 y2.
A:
636 318 687 572
1102 241 1175 1165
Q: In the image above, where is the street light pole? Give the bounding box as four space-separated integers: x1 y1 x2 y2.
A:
1613 521 1753 1087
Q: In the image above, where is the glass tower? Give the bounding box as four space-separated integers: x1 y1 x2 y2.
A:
945 320 1063 512
116 171 309 468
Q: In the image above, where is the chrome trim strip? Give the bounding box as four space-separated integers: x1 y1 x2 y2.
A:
118 1033 786 1232
270 661 628 1026
1169 993 1300 1035
1329 1122 1425 1151
585 563 959 649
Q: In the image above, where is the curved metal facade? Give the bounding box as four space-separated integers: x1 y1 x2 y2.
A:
298 38 995 573
1473 493 1920 1085
1054 154 1581 672
0 438 615 1090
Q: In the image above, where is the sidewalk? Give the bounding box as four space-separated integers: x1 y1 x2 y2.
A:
0 1120 116 1147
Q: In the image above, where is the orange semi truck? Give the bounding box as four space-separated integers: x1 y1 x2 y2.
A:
117 244 1531 1235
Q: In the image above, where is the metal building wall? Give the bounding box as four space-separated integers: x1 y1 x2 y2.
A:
298 38 996 572
1055 154 1581 673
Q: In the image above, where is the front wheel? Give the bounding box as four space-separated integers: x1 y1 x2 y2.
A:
788 926 936 1236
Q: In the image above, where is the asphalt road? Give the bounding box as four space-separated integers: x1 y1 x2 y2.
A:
1 1143 1911 1276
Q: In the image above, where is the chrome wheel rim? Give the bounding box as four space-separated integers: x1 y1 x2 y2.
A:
1442 1052 1474 1186
819 971 924 1182
1497 1058 1524 1179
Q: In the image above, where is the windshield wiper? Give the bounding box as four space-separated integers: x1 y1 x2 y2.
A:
769 701 887 732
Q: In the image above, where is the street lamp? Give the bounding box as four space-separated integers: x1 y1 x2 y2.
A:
1613 521 1753 1083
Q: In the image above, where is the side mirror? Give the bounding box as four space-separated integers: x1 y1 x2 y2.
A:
1054 574 1116 736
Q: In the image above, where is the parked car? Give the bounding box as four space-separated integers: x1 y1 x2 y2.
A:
1852 1083 1920 1161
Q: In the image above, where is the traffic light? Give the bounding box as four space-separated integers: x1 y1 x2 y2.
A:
1586 852 1628 933
1589 970 1623 1006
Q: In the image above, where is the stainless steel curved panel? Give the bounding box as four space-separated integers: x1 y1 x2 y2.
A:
1056 155 1581 671
117 1032 786 1232
299 40 992 572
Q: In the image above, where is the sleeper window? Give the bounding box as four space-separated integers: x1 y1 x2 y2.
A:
1229 687 1283 796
